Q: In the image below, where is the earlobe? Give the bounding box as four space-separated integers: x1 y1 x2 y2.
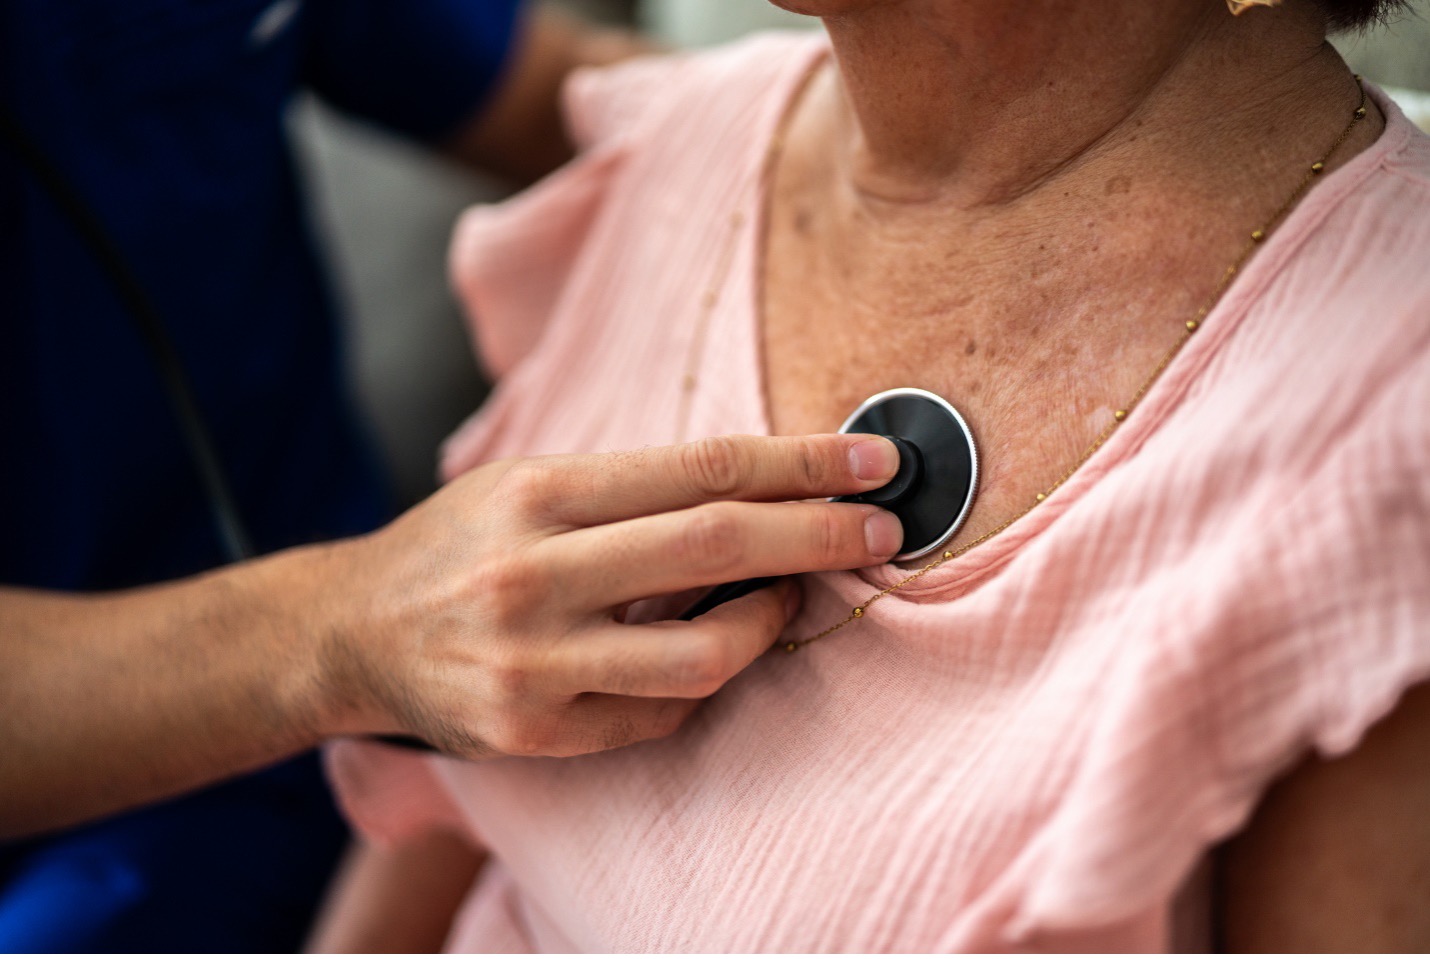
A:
1225 0 1284 14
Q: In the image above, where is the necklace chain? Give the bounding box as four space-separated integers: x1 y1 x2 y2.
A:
784 77 1370 652
681 71 1369 653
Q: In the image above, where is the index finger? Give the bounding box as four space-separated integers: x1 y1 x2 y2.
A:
535 433 900 527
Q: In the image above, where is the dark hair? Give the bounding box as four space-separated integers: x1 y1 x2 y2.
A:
1322 0 1409 30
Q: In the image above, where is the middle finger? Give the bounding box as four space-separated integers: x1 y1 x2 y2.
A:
542 500 902 609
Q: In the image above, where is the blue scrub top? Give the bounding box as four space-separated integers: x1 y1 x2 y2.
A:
0 0 522 949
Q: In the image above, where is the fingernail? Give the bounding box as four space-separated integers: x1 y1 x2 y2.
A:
864 510 903 557
849 438 899 482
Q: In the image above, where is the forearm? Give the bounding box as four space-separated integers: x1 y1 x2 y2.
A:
0 543 354 839
443 3 658 182
0 436 901 839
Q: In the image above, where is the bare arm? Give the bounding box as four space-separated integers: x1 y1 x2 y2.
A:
1219 679 1430 950
0 546 351 838
0 434 902 839
442 3 657 183
307 833 484 953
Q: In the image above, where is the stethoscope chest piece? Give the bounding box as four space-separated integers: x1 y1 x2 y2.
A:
835 388 979 562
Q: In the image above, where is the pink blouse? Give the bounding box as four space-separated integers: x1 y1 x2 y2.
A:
327 34 1430 951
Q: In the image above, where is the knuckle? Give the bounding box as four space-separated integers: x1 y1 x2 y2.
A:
810 507 847 566
679 504 747 578
494 461 552 516
747 583 791 632
681 435 749 499
594 641 643 694
478 555 547 628
794 436 835 490
487 651 533 702
672 633 733 697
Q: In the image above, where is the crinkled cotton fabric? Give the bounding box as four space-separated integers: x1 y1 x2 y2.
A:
327 34 1430 952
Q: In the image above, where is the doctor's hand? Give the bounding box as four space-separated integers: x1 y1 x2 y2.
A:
318 434 903 759
0 434 899 838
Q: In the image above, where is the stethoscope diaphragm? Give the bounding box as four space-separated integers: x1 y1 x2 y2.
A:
678 387 980 621
834 388 979 562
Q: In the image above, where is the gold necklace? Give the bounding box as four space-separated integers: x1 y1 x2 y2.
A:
680 71 1369 653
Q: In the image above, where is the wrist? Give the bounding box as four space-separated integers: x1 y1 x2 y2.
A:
246 538 386 743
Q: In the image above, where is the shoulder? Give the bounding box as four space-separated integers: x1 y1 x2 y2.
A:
1227 97 1430 473
446 32 827 381
1379 87 1430 187
1290 89 1430 303
562 31 828 151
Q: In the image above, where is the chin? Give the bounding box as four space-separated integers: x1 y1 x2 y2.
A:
765 0 882 15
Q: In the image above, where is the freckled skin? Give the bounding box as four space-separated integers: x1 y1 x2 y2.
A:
307 4 1423 953
763 64 1273 554
747 6 1421 953
758 3 1382 558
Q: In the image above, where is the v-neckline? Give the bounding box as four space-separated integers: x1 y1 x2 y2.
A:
724 42 1406 598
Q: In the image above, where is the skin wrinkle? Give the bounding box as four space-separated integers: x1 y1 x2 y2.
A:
310 5 1426 948
818 2 1212 207
759 0 1382 564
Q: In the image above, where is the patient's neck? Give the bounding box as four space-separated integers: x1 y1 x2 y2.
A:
820 0 1357 210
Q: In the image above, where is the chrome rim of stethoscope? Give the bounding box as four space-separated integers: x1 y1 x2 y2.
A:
836 387 980 562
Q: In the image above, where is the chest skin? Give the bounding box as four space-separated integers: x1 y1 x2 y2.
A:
759 68 1300 556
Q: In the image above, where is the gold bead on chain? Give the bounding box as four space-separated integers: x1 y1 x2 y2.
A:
782 75 1370 653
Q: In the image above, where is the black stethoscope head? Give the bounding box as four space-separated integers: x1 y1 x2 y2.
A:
677 388 979 624
835 388 979 562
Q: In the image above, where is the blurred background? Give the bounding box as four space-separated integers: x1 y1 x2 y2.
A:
291 0 1430 508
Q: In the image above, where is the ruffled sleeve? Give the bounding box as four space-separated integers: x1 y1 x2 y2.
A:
1002 354 1430 944
446 51 695 381
562 51 698 154
447 147 624 381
